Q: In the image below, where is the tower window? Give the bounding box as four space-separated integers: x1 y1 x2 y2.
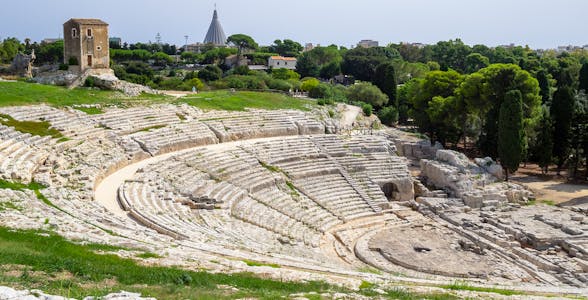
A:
72 28 78 38
87 28 93 37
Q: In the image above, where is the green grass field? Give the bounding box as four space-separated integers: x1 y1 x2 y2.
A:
0 226 466 300
0 82 315 112
176 90 314 111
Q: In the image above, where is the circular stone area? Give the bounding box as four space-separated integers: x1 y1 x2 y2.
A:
369 224 497 278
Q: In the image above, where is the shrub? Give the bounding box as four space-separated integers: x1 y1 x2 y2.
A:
346 82 389 107
267 79 292 91
58 63 69 71
233 65 252 75
158 77 183 90
362 103 373 116
272 68 301 80
198 65 223 82
180 78 204 91
309 83 332 99
67 56 79 66
300 77 320 92
378 106 399 125
84 76 95 87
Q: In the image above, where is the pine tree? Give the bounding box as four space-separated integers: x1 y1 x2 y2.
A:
498 90 524 181
373 62 398 108
535 108 554 174
551 86 575 174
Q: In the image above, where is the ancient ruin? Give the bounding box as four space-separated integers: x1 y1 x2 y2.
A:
0 103 585 297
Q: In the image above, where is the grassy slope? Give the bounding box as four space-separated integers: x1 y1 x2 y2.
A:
0 82 314 112
176 90 314 111
0 227 464 300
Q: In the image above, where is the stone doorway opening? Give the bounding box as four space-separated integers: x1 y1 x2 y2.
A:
382 182 400 201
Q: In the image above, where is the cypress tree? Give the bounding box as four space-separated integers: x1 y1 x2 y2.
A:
579 62 588 92
551 86 575 174
498 90 524 181
373 62 398 108
535 108 554 174
536 69 551 104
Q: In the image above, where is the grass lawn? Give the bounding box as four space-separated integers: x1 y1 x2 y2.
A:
0 226 467 300
0 81 167 107
177 90 315 111
0 82 315 113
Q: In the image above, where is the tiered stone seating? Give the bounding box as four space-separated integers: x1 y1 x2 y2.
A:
129 121 219 156
0 125 52 183
251 185 342 233
243 137 321 164
92 106 181 134
295 174 376 221
232 196 321 246
0 105 106 139
198 110 325 142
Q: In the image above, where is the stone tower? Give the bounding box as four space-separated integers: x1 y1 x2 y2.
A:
203 9 227 46
63 19 109 73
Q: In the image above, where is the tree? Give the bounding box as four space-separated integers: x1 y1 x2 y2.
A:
341 47 399 81
551 85 575 174
408 70 463 143
198 65 223 82
579 62 588 92
465 53 490 73
268 39 303 57
296 52 320 78
346 82 388 107
373 62 398 108
319 61 341 79
458 64 541 157
536 69 551 104
377 106 399 126
498 90 524 181
226 34 258 65
534 108 554 174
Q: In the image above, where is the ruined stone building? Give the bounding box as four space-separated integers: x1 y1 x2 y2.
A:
63 19 109 72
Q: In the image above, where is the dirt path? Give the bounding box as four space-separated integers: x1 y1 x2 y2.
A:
510 164 588 206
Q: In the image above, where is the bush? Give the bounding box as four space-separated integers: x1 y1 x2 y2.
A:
233 65 252 75
158 77 183 90
362 103 373 116
84 76 95 88
198 65 223 82
346 82 388 107
300 77 320 92
180 78 204 91
58 63 69 71
267 79 292 91
272 68 300 80
67 56 79 66
377 106 399 125
309 83 332 99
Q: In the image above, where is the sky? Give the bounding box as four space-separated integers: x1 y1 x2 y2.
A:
1 0 587 49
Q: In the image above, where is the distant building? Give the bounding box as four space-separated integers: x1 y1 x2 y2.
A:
203 9 227 46
42 38 61 44
268 56 297 70
357 39 379 48
109 37 122 48
304 43 315 52
63 18 109 72
184 9 228 53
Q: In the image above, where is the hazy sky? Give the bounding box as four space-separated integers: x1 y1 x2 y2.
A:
1 0 586 49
